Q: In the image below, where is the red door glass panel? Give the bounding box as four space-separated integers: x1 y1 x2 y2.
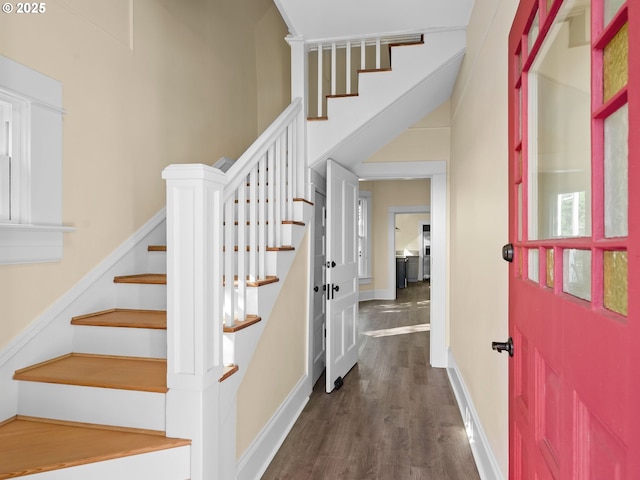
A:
508 1 639 478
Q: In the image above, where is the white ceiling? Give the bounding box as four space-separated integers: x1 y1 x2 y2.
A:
273 0 474 40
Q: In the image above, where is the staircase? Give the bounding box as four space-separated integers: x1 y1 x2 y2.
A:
0 23 463 479
1 249 189 479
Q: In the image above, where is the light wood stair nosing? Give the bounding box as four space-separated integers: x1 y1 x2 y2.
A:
71 308 167 330
13 353 168 393
113 273 166 285
0 416 190 480
223 315 262 333
219 364 239 382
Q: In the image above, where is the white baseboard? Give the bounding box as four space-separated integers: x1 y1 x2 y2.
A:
359 289 393 302
447 349 504 480
236 375 310 480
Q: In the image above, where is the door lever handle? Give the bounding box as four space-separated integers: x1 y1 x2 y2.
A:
491 337 514 357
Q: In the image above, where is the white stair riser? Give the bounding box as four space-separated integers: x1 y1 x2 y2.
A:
72 326 167 358
20 445 190 480
115 284 167 310
147 251 167 274
17 381 166 431
228 223 295 249
228 250 282 278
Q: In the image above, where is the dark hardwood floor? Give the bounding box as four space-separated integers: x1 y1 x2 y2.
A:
262 282 480 480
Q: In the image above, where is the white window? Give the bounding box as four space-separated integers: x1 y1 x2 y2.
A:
0 91 28 223
0 55 72 264
358 190 372 282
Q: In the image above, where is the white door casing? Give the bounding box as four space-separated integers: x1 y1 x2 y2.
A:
311 190 326 385
325 160 359 393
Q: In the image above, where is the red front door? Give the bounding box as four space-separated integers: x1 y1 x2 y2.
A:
508 1 639 478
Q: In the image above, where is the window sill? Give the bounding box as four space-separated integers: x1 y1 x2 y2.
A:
0 223 75 264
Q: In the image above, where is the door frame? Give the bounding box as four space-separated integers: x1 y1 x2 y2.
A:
331 161 447 368
307 183 326 390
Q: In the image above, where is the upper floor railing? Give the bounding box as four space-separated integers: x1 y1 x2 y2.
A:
304 32 423 118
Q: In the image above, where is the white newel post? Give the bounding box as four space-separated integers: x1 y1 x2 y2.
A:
162 164 227 480
286 35 308 200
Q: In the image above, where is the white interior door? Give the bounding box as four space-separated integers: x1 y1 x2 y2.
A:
311 190 326 385
325 160 359 393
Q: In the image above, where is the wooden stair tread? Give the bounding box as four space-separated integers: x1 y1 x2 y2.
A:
113 273 166 284
223 315 262 333
0 417 189 479
14 354 167 393
223 275 279 287
219 365 239 382
327 93 359 99
71 309 167 330
147 245 166 251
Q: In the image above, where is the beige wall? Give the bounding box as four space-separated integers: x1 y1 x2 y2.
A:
395 213 430 253
359 179 430 294
449 0 518 476
236 230 309 458
0 0 289 350
366 100 451 163
255 4 291 132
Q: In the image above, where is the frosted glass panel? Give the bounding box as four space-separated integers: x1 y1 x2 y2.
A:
604 104 628 237
528 0 591 240
518 184 523 241
603 23 628 102
605 0 625 25
529 249 539 282
563 249 591 301
604 250 627 315
546 249 554 288
518 247 523 277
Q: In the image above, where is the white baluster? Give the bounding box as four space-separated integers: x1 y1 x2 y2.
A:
224 198 234 328
331 42 336 96
248 167 257 282
258 155 266 277
376 37 381 69
275 135 283 247
236 175 246 322
346 40 351 95
287 122 294 221
295 109 305 201
360 39 366 69
317 43 323 117
268 144 275 247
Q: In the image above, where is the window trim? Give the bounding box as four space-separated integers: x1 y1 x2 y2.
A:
358 190 372 283
0 55 73 264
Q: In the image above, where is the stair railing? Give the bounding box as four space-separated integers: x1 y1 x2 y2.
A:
222 98 304 329
162 97 305 480
305 32 423 118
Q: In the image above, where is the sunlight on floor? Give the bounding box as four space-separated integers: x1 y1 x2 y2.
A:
362 323 430 338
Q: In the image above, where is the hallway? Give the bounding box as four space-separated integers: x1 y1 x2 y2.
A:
262 282 480 479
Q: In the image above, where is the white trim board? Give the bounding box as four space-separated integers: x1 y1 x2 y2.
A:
354 160 446 180
447 349 505 480
236 375 310 480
